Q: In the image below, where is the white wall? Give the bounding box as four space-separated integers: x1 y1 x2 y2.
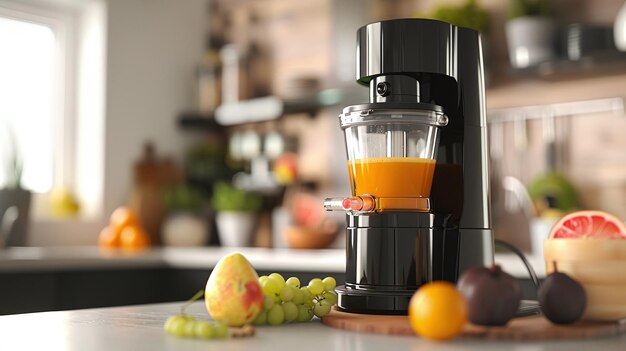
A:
30 0 208 245
103 0 207 215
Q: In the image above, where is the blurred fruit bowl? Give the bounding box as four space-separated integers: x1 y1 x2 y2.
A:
544 239 626 321
283 220 338 250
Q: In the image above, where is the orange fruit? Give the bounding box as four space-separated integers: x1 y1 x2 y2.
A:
120 224 151 249
110 207 139 229
408 281 468 341
98 225 122 248
549 210 626 239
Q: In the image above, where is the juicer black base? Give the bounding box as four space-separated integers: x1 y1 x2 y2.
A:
336 285 542 317
338 212 459 315
335 284 415 315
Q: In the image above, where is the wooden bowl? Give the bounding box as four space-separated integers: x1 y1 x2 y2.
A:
283 224 338 250
544 239 626 321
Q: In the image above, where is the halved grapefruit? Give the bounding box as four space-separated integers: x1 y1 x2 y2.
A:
549 210 626 239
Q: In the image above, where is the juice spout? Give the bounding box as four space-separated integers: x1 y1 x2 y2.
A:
324 195 431 213
323 198 347 211
323 195 376 213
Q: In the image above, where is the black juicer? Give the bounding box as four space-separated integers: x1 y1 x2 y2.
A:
324 18 494 314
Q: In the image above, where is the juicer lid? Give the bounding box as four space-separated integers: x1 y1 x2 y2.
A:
339 103 448 129
356 19 459 85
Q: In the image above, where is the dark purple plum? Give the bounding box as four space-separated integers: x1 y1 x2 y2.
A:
457 264 522 326
538 262 586 325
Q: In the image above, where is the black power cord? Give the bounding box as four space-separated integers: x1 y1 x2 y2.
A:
494 239 541 289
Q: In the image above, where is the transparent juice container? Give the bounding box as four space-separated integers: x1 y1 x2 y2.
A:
325 106 448 213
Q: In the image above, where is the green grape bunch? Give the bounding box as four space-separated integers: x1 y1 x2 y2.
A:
164 314 229 339
253 273 338 326
163 290 230 340
164 274 339 335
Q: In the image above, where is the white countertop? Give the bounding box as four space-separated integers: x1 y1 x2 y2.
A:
0 301 623 351
0 246 546 278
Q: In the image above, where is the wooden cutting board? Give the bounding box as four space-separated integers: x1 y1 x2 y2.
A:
322 309 626 340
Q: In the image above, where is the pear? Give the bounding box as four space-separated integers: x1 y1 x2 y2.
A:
205 253 264 326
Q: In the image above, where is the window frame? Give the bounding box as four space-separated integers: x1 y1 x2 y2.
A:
0 0 79 218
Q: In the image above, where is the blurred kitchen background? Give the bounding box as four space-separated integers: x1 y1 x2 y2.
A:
2 0 626 256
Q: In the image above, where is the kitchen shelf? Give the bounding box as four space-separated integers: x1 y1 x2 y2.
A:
509 51 626 80
177 89 347 131
178 112 223 132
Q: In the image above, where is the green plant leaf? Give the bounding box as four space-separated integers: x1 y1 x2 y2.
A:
211 181 262 212
425 0 491 33
163 184 205 212
508 0 552 20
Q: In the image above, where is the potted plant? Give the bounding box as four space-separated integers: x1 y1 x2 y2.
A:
0 132 31 248
161 184 210 247
212 181 262 247
425 0 491 81
505 0 557 68
428 0 490 34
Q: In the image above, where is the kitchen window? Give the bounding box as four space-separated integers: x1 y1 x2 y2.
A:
0 14 56 193
0 0 106 222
